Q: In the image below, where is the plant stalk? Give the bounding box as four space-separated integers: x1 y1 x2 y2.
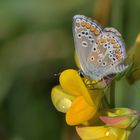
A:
110 81 116 108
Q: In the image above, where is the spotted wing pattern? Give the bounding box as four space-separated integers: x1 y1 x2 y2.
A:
73 15 128 80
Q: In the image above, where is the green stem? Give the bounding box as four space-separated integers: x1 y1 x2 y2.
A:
110 81 116 108
103 95 110 108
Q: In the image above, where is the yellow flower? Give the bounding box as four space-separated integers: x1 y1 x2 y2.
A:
51 85 75 113
51 69 140 139
51 29 140 140
76 125 130 140
76 108 140 140
100 108 140 129
51 69 103 125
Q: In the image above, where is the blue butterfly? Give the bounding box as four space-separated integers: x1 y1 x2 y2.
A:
73 15 128 80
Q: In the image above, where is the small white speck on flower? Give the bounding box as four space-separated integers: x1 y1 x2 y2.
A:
106 131 110 136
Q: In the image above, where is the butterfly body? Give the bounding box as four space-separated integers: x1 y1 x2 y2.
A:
73 15 128 80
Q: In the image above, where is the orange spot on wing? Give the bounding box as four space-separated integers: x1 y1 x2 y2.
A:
94 30 100 35
113 45 120 48
90 26 95 32
107 38 116 44
81 22 86 27
115 49 122 55
86 23 91 29
107 38 112 41
116 55 123 61
96 40 100 44
100 38 106 43
110 39 116 44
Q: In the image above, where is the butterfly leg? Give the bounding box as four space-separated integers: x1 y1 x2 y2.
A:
102 74 115 86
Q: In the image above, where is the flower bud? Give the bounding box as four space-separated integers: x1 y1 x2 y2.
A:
51 85 75 113
100 108 140 129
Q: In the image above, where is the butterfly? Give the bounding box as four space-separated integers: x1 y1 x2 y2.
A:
73 15 128 81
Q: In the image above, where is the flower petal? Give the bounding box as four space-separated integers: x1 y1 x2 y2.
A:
76 126 129 140
100 116 129 129
60 69 94 106
66 96 96 125
76 126 109 140
104 108 140 117
51 85 75 113
109 127 129 140
100 108 140 129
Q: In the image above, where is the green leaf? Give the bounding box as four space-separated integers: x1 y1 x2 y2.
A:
113 63 133 81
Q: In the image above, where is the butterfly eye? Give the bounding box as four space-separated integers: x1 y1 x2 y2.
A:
78 70 84 78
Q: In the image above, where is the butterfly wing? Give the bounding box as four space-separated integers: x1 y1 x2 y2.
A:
103 27 122 37
87 28 128 79
73 15 102 78
103 28 128 74
73 15 128 80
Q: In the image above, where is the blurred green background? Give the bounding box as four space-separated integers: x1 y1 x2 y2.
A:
0 0 140 140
